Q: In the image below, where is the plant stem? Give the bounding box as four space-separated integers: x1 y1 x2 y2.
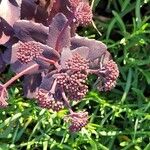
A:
62 91 73 114
3 64 39 88
88 69 106 74
38 56 56 64
88 69 99 74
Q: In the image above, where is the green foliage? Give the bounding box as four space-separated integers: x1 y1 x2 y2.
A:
0 0 150 149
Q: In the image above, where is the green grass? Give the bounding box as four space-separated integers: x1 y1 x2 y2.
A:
0 0 150 149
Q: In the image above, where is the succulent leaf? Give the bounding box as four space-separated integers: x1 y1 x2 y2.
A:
13 20 49 44
47 13 71 51
71 35 109 61
0 0 21 44
23 73 42 98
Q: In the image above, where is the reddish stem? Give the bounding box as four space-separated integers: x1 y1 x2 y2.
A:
88 69 106 75
62 91 73 114
39 56 56 64
3 64 39 88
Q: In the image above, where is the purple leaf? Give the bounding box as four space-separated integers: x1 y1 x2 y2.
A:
39 72 64 103
23 73 42 98
72 46 90 59
21 0 35 20
11 60 39 74
36 44 60 69
21 0 48 25
39 73 56 91
47 13 71 51
71 35 110 61
9 0 20 7
0 53 5 73
60 48 73 68
13 20 49 44
0 0 21 26
7 42 18 64
40 44 60 61
0 0 21 44
48 0 70 23
0 18 14 45
48 0 78 36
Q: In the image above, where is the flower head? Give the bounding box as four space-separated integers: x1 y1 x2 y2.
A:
57 53 89 101
65 53 89 70
57 72 88 101
68 0 93 25
73 2 93 25
36 88 64 111
69 0 81 8
17 41 43 63
99 60 119 91
65 111 88 132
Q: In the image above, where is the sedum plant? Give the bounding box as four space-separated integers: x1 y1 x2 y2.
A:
0 0 119 132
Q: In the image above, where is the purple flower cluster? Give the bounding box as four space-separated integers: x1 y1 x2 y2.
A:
65 111 88 132
36 88 64 112
69 0 93 25
98 60 119 91
0 0 119 132
17 41 44 63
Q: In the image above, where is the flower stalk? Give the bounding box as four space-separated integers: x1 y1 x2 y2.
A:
38 56 56 65
3 64 39 88
62 90 73 114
